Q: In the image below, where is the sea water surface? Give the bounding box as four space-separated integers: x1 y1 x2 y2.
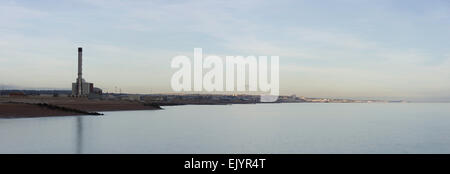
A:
0 103 449 154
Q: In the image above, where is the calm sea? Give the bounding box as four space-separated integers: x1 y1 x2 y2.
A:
0 103 449 154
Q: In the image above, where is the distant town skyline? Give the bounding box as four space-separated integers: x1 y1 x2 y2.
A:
1 0 450 102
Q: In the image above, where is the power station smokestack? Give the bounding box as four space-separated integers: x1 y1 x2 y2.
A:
77 47 83 96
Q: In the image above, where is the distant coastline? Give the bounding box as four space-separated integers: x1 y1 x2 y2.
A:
0 90 410 118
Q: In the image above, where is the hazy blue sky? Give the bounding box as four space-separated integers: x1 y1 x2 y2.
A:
0 0 449 101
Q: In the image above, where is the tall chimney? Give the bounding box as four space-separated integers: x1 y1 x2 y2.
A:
77 47 83 96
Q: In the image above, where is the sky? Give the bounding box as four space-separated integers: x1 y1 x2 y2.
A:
0 0 449 101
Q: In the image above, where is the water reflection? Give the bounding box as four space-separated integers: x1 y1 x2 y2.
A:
2 104 450 153
76 117 83 154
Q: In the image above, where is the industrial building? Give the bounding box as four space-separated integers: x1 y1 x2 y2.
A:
72 47 102 97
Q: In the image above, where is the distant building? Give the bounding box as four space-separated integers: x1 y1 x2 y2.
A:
72 79 94 96
93 87 103 95
71 47 101 96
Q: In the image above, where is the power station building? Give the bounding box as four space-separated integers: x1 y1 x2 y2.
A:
72 79 94 96
72 47 102 97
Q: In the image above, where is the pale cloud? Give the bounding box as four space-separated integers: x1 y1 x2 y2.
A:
1 0 449 100
0 2 48 29
287 27 378 50
281 50 450 99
